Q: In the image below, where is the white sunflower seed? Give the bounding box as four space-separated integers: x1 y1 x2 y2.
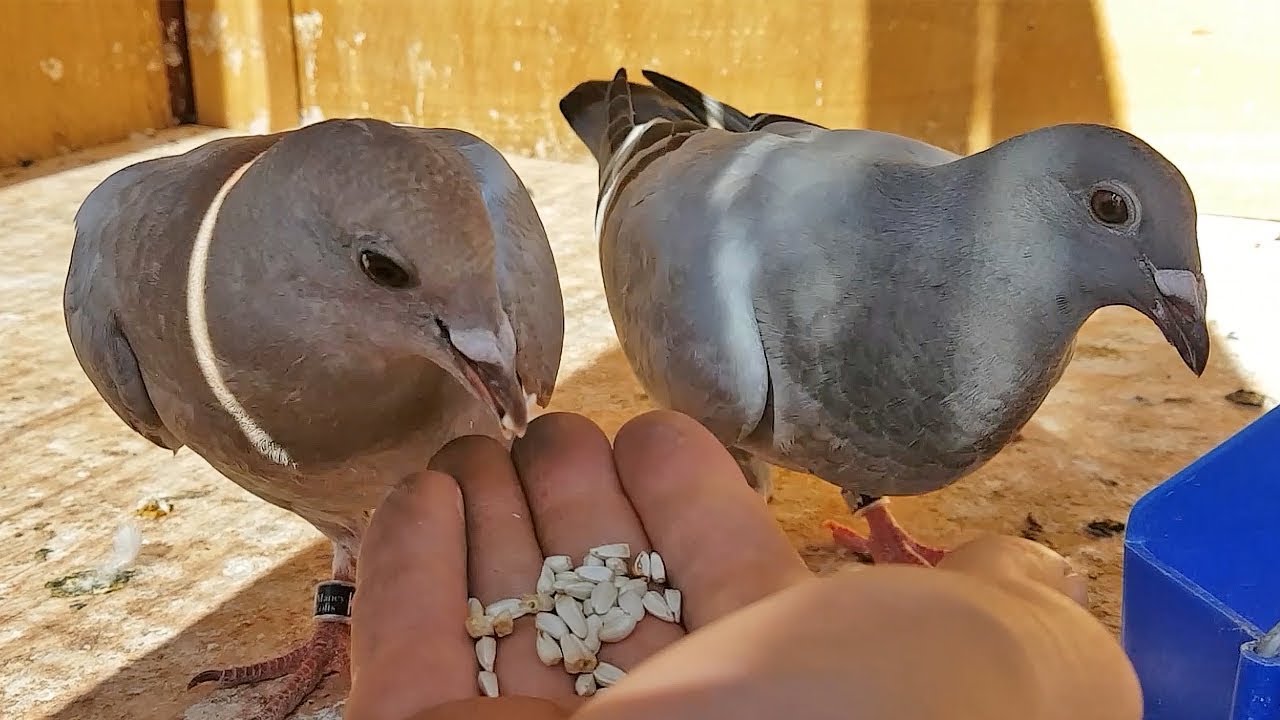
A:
665 588 682 623
642 590 675 622
585 613 602 653
561 581 596 600
590 579 618 614
632 551 651 579
649 551 667 584
535 630 563 666
555 594 589 637
485 598 523 618
590 543 631 559
536 565 555 595
465 614 495 639
545 555 573 573
492 609 516 637
593 661 626 687
478 670 499 697
560 632 597 673
618 588 645 619
576 565 615 584
598 610 638 642
601 606 629 624
553 576 589 592
465 542 686 686
475 636 496 672
536 611 569 639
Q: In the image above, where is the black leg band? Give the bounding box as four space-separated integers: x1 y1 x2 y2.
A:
315 580 356 622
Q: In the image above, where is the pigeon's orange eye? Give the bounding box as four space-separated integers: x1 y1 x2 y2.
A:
359 249 414 289
1089 188 1130 226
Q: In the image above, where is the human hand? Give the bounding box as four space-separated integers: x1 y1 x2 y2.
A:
343 409 1134 720
567 535 1137 720
936 533 1090 607
395 534 1130 720
344 410 813 720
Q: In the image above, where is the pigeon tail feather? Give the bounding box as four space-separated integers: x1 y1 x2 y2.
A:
640 69 753 131
592 70 709 241
559 71 698 167
641 69 826 133
604 68 638 158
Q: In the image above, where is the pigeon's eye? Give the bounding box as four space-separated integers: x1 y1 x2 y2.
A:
1089 188 1130 226
359 249 414 289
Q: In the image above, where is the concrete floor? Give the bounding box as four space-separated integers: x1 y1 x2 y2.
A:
1 127 1276 719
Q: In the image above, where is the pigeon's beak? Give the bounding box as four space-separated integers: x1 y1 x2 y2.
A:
1147 268 1210 376
437 323 531 439
455 356 531 440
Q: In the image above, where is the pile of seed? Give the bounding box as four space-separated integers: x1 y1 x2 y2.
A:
466 543 682 698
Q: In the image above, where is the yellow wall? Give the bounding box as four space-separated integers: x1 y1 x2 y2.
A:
277 0 1278 220
4 0 1277 220
0 0 175 167
184 0 300 132
300 0 1118 161
1095 0 1279 223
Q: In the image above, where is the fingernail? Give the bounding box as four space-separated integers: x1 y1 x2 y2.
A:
1064 571 1089 608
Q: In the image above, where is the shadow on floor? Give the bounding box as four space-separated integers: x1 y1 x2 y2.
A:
40 346 652 720
46 307 1266 719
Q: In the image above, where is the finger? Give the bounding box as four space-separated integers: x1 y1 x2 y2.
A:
348 470 474 719
429 435 574 701
512 413 686 675
938 534 1090 608
410 696 571 720
612 410 811 629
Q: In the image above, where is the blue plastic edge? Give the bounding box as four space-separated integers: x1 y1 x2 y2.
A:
1122 406 1280 720
1231 641 1280 720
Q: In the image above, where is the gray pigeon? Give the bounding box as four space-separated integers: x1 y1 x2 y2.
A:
63 118 564 718
559 69 1207 566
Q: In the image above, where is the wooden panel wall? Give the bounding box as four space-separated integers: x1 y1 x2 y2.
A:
0 0 176 167
183 0 300 132
3 0 1276 219
1094 0 1280 222
281 0 1279 220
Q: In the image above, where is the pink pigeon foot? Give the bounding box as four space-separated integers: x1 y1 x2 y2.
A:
823 499 948 566
188 581 353 720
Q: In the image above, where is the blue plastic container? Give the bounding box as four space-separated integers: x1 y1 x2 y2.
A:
1122 405 1280 720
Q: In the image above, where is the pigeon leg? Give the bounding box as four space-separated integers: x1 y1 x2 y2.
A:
823 494 948 566
189 557 356 720
729 446 773 502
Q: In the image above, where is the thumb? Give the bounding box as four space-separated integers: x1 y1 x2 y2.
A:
406 696 570 720
936 534 1088 607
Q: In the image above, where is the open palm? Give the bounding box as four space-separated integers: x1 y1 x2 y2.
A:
346 411 812 718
